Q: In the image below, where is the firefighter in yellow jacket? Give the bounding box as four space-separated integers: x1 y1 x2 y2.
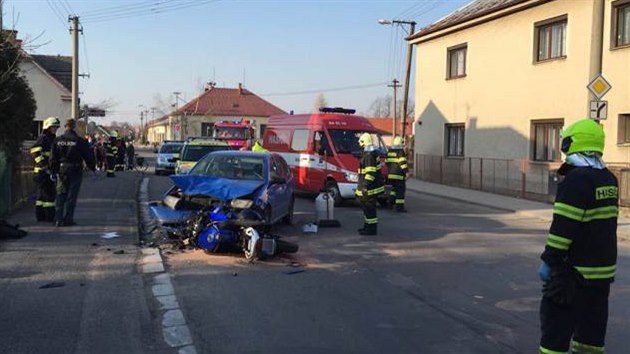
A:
386 136 408 212
355 133 384 235
538 119 618 354
30 117 60 221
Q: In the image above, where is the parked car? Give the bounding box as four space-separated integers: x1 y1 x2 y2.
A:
150 151 295 227
174 137 231 175
155 140 184 175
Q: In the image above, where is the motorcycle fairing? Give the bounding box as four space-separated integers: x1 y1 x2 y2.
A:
170 175 264 201
149 202 194 225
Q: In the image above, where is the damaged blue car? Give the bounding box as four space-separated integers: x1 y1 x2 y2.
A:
150 151 295 227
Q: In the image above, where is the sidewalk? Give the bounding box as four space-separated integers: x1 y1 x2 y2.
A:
406 178 630 241
0 171 169 353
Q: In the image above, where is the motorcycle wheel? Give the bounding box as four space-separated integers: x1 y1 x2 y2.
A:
275 239 299 254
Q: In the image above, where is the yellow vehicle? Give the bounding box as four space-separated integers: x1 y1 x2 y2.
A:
174 137 232 175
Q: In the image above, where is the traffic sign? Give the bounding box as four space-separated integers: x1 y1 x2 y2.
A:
587 74 611 100
589 100 608 120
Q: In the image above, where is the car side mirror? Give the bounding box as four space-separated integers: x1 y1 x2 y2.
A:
168 157 179 163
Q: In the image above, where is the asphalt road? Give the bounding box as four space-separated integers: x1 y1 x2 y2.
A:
147 171 630 354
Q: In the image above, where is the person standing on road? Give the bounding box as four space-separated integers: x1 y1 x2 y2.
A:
386 136 409 212
30 116 60 222
116 138 127 171
355 133 384 235
538 118 618 354
49 119 96 227
105 132 118 177
126 141 135 170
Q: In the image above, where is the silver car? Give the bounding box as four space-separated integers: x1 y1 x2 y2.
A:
155 141 184 175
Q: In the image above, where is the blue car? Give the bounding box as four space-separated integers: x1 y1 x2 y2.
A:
150 151 295 227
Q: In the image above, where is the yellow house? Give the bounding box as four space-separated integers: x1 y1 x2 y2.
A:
410 0 630 203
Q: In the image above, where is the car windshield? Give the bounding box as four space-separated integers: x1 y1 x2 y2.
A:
213 127 247 139
159 144 182 154
190 155 265 181
328 130 385 154
182 145 230 161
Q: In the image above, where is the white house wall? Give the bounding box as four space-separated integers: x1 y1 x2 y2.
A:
20 61 71 128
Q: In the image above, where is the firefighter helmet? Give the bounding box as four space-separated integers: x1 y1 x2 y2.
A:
560 118 605 155
110 130 119 138
358 133 373 147
43 116 61 130
393 136 403 146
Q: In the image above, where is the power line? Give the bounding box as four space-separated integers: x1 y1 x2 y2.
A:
82 0 220 24
81 0 163 16
261 82 387 97
45 0 68 29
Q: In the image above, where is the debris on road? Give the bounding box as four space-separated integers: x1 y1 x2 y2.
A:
39 282 66 289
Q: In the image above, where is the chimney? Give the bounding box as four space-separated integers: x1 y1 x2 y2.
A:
238 83 243 95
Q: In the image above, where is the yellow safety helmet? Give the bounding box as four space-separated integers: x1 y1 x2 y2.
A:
110 130 119 138
358 133 373 147
392 136 403 146
43 116 61 130
561 118 605 155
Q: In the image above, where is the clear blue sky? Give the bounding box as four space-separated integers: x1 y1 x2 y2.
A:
4 0 470 125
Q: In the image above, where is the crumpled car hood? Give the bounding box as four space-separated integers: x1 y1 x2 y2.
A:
170 175 264 201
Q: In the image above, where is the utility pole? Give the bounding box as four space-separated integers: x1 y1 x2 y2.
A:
400 21 416 144
140 111 144 144
388 79 401 138
173 91 184 140
69 16 81 121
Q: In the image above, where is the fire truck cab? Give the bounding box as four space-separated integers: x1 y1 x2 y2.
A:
212 120 255 149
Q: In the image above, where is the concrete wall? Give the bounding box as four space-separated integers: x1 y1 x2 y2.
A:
413 0 628 163
20 61 71 129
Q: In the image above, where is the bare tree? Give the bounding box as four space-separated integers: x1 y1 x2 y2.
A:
313 93 327 111
367 95 414 119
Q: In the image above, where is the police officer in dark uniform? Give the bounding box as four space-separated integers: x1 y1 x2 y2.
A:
355 133 384 235
105 132 118 177
538 118 618 354
49 119 96 227
386 136 409 212
30 116 60 222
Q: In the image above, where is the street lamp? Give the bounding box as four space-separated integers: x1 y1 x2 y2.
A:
379 19 416 144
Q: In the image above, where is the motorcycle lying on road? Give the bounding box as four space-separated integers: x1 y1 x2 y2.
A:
151 173 299 262
164 202 298 262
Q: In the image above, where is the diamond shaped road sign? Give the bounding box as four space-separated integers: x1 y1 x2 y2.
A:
587 74 612 100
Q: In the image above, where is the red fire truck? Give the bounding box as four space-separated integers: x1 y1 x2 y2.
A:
212 120 255 149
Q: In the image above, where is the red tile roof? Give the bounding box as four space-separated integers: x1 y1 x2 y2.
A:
174 86 286 117
368 117 413 136
411 0 530 39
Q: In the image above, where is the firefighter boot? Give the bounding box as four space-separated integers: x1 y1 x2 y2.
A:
359 224 377 236
357 224 368 234
395 205 407 213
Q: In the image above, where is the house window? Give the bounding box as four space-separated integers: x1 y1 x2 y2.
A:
201 122 214 137
535 16 567 62
617 114 630 143
445 124 465 157
532 120 563 161
613 0 630 48
447 44 467 79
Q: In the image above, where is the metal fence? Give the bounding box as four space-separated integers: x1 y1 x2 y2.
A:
414 154 630 206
